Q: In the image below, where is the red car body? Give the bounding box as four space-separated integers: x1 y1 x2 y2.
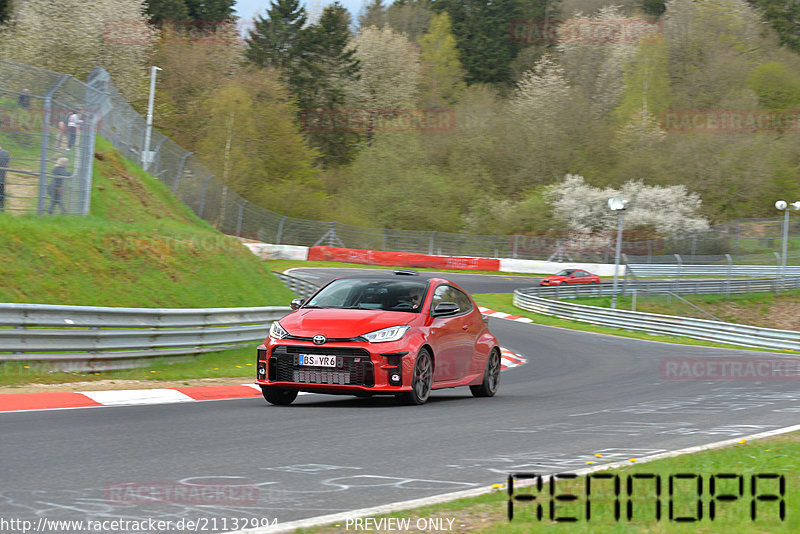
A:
539 269 601 286
256 272 500 405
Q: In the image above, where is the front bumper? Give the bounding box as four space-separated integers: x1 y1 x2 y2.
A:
256 341 411 393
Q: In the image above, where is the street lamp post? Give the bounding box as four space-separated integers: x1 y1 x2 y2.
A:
775 200 800 288
142 65 162 172
609 197 628 309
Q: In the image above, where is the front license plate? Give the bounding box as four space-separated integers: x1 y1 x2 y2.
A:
298 354 337 367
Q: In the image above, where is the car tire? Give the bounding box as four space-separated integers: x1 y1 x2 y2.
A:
470 348 500 398
398 348 433 406
261 385 298 406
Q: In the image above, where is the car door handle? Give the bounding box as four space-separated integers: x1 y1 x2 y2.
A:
462 324 469 331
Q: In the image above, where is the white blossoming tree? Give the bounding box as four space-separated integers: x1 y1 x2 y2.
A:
545 174 710 236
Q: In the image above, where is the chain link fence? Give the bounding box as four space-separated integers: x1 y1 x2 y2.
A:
0 60 107 215
2 59 798 265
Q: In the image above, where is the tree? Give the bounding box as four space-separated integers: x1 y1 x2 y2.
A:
545 175 709 236
0 0 11 24
346 26 421 109
747 0 800 53
359 0 387 28
150 34 243 148
183 0 235 21
195 70 324 218
293 2 361 165
245 0 308 70
0 0 156 98
509 55 592 186
387 0 433 40
747 61 800 109
556 5 641 116
434 0 523 85
145 0 190 23
344 131 462 230
418 12 466 105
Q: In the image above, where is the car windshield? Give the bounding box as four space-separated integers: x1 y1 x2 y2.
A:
304 279 429 312
555 270 575 276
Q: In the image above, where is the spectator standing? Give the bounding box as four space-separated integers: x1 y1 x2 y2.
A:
48 157 70 214
0 144 9 211
66 110 83 150
18 88 31 110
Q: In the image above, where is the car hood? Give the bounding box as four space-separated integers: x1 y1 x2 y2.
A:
279 308 418 338
542 275 569 281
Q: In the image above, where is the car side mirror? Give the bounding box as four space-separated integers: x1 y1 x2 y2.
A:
432 302 459 317
290 298 305 310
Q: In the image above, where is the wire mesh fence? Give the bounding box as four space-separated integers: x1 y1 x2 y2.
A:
2 59 799 265
0 60 107 215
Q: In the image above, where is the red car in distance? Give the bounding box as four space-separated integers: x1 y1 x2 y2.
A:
256 271 500 406
539 269 601 286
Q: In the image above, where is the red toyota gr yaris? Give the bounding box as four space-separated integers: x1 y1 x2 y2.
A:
256 270 501 406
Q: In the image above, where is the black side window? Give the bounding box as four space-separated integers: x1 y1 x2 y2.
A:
451 288 473 313
431 285 472 314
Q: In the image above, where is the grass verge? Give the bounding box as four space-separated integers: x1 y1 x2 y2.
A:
301 431 800 533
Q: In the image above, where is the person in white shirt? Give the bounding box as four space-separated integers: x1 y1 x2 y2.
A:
67 111 83 150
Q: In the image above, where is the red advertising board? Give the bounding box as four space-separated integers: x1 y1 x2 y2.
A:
307 246 500 271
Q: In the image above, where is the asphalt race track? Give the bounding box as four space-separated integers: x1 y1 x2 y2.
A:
2 271 799 531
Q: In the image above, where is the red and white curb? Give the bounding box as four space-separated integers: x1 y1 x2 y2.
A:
0 384 264 414
479 306 534 324
0 345 526 413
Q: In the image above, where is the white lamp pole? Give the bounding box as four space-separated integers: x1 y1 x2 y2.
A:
142 65 162 172
775 200 800 288
609 197 629 309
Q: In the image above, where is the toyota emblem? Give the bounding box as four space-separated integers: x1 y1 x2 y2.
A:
313 335 327 345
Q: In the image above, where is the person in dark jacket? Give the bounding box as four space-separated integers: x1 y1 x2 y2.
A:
0 144 9 211
18 89 31 110
48 157 70 214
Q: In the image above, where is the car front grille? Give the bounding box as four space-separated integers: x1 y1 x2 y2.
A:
270 345 374 387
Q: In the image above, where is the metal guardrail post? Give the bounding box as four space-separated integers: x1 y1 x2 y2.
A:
276 216 287 245
429 231 436 255
172 151 192 193
37 74 71 215
236 200 247 237
774 252 781 295
725 254 732 298
198 174 214 217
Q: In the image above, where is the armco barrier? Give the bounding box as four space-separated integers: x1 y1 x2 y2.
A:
273 271 321 299
0 303 289 371
530 276 800 298
629 264 800 277
513 290 800 351
307 246 501 271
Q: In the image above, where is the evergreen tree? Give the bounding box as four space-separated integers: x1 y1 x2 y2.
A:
747 0 800 53
183 0 235 21
295 2 361 165
359 0 387 28
432 0 525 85
245 0 307 70
0 0 11 24
146 0 190 23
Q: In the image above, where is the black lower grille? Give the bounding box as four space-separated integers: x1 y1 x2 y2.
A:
270 346 374 386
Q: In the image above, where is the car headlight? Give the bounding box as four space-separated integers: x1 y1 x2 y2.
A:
362 325 410 343
269 321 288 340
